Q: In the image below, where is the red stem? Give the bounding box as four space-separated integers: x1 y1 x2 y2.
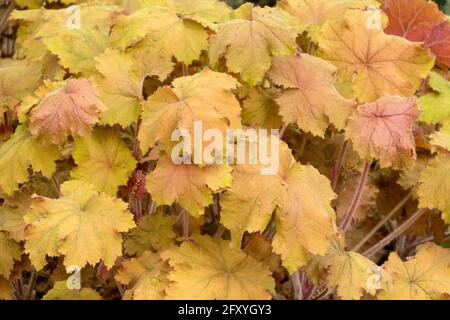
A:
363 208 428 258
331 140 349 191
340 162 371 232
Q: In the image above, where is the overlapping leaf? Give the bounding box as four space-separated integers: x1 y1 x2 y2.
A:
161 235 275 299
424 21 450 70
278 0 377 40
42 282 102 300
147 155 231 217
71 127 137 196
221 138 336 272
0 125 59 195
94 48 173 127
0 232 21 279
382 0 445 41
318 10 434 102
267 54 355 136
112 0 230 64
379 243 450 299
28 79 105 145
209 3 297 85
418 153 450 222
24 180 135 269
346 96 420 168
124 212 176 256
138 69 241 153
115 251 170 300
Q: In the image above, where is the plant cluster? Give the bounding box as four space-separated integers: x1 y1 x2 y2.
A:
0 0 450 300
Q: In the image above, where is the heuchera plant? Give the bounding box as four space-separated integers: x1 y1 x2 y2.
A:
0 0 449 300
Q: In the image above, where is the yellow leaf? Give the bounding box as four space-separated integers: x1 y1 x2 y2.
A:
0 232 21 279
278 0 378 40
418 153 450 222
267 54 355 136
138 69 241 153
0 125 59 195
209 3 297 85
0 206 26 242
0 59 42 112
318 10 434 102
418 72 450 125
29 79 105 145
115 251 169 300
43 27 110 76
24 180 135 270
94 48 173 127
43 281 102 300
0 277 12 300
147 155 232 217
272 163 337 272
112 0 230 64
221 138 336 271
71 127 137 196
325 237 378 300
241 87 282 129
124 212 176 256
430 125 450 152
161 235 275 299
379 243 450 300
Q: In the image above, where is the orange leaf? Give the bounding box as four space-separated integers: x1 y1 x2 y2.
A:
29 79 104 144
424 21 450 69
346 96 420 168
382 0 445 42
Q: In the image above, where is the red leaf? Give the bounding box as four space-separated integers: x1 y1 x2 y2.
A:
424 21 450 69
382 0 445 42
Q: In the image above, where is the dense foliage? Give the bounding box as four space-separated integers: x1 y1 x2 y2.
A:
0 0 450 300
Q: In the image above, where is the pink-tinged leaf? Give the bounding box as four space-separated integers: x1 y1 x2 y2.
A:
346 96 420 169
424 21 450 69
382 0 445 42
29 79 104 144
